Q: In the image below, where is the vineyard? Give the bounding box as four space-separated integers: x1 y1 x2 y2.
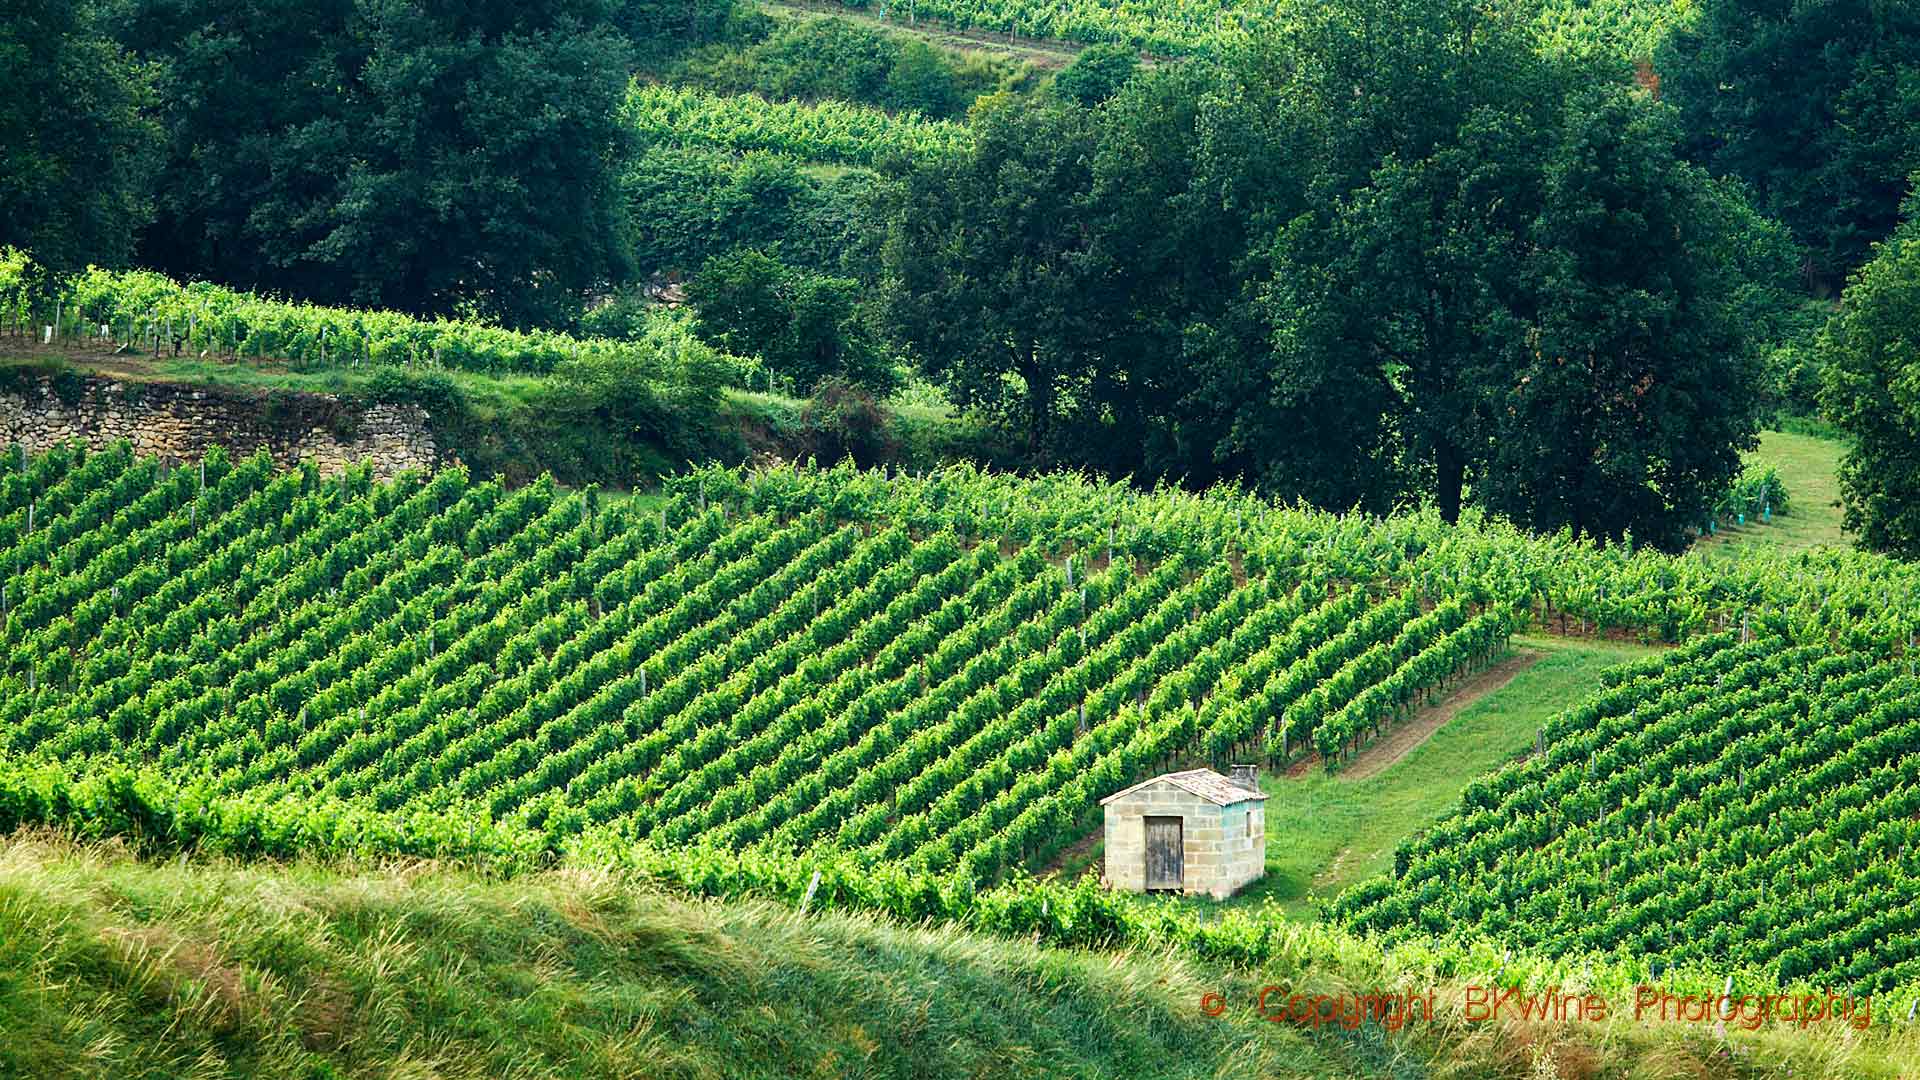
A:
0 445 1524 882
1335 631 1920 995
808 0 1684 57
0 253 750 384
3 447 1920 1013
625 83 973 168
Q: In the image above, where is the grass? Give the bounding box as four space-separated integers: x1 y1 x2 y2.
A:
0 344 550 420
2 346 1012 494
1148 635 1663 922
0 835 1365 1080
1695 428 1850 553
6 835 1918 1080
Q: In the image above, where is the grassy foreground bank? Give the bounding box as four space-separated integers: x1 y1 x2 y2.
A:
3 836 1916 1080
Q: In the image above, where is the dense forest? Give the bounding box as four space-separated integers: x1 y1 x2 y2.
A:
5 0 1919 553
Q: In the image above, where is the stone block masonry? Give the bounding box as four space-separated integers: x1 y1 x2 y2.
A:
0 372 439 481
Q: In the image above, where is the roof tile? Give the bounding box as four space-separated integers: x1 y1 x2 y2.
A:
1098 767 1267 806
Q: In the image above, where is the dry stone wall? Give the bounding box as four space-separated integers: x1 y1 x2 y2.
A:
0 372 439 480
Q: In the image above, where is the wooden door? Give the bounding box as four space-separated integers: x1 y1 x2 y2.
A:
1144 816 1183 890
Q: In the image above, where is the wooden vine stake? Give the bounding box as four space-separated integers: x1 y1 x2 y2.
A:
800 868 822 914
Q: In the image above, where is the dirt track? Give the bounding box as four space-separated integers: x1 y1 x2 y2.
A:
1340 651 1542 781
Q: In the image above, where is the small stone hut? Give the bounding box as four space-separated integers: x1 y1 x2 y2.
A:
1099 766 1266 898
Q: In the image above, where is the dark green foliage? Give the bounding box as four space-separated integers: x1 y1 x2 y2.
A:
0 0 161 274
1759 300 1835 421
1070 53 1333 495
1048 43 1139 106
1471 93 1764 550
880 0 1774 545
800 377 893 464
879 96 1107 458
690 249 896 394
615 0 744 61
1660 0 1920 287
1275 4 1783 544
623 147 884 281
115 0 636 328
1820 198 1920 557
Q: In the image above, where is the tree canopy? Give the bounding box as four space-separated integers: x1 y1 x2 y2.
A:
0 0 160 274
1661 0 1920 289
1821 192 1920 557
114 0 637 327
878 0 1776 548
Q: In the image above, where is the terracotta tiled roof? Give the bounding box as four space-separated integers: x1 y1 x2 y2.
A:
1098 767 1267 807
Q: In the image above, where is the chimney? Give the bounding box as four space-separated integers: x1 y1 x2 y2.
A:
1229 764 1259 792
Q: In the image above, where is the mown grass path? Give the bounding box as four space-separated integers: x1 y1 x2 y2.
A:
1169 634 1664 920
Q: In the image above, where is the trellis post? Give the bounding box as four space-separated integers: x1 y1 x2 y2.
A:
800 868 822 914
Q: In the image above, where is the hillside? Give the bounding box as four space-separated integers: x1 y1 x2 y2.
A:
0 836 1357 1080
4 447 1920 1005
7 836 1919 1080
0 444 1522 885
1336 634 1920 994
12 0 1920 1076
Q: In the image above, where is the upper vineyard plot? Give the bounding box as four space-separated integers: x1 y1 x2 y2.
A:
624 84 972 168
0 445 1515 882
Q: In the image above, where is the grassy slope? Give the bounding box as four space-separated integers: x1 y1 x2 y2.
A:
7 837 1917 1080
1696 429 1849 553
1248 636 1664 918
1059 636 1662 919
0 836 1361 1080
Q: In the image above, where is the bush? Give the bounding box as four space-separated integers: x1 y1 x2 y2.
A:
801 378 891 464
690 249 897 396
1049 44 1138 106
1716 464 1789 520
1821 193 1920 557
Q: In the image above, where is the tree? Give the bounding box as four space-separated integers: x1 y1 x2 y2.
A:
116 0 634 327
878 96 1108 457
0 0 160 274
1079 49 1385 499
690 248 894 394
1244 0 1561 521
885 41 963 117
1240 1 1766 547
1660 0 1920 289
1476 93 1763 550
1050 43 1138 107
689 249 790 361
1820 193 1920 557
